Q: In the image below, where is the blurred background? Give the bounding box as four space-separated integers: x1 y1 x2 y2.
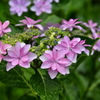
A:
0 0 100 100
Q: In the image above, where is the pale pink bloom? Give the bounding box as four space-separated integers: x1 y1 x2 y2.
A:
82 20 98 38
9 0 31 16
39 49 71 79
0 41 12 62
3 42 37 71
30 0 52 16
54 36 90 63
60 19 85 32
0 21 11 37
16 16 43 30
93 34 100 52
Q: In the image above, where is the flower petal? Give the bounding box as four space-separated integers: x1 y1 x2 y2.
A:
57 58 71 66
19 61 30 68
67 51 77 63
27 52 37 62
66 67 70 74
2 21 10 29
3 44 12 50
3 55 16 62
41 61 52 69
57 64 66 75
6 62 16 71
39 55 49 62
3 28 11 33
11 59 19 66
48 69 58 79
20 44 31 56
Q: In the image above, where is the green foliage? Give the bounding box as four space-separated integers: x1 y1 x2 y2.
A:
0 0 100 100
30 70 62 100
0 62 28 88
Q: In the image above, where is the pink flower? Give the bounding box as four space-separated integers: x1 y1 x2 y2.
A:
9 0 31 16
3 42 37 71
30 0 52 16
54 36 90 63
16 16 43 30
0 41 12 62
39 49 71 79
60 19 85 32
82 20 98 38
92 34 100 52
0 21 11 37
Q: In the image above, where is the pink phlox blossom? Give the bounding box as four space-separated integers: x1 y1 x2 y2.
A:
54 36 90 63
82 20 98 38
93 34 100 52
39 49 71 79
16 16 43 30
30 0 52 16
0 21 11 37
0 41 12 62
3 42 37 71
60 19 85 32
9 0 31 16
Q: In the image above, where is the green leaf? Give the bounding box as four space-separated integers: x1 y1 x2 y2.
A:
30 70 62 100
0 66 28 88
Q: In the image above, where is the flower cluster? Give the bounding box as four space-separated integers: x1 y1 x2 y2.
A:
3 42 37 71
9 0 59 16
0 17 100 79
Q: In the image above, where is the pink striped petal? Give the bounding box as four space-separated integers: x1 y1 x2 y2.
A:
21 55 28 62
3 28 11 33
3 44 12 50
19 61 30 68
71 47 82 54
84 49 89 56
48 69 58 79
39 55 49 62
11 59 19 66
2 21 10 29
3 55 16 62
66 67 70 74
57 58 71 66
51 63 57 70
27 52 37 62
44 53 53 60
56 50 67 60
41 61 52 69
34 24 43 30
8 50 18 58
67 51 77 63
54 44 66 50
57 64 66 75
6 62 16 71
20 44 31 56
